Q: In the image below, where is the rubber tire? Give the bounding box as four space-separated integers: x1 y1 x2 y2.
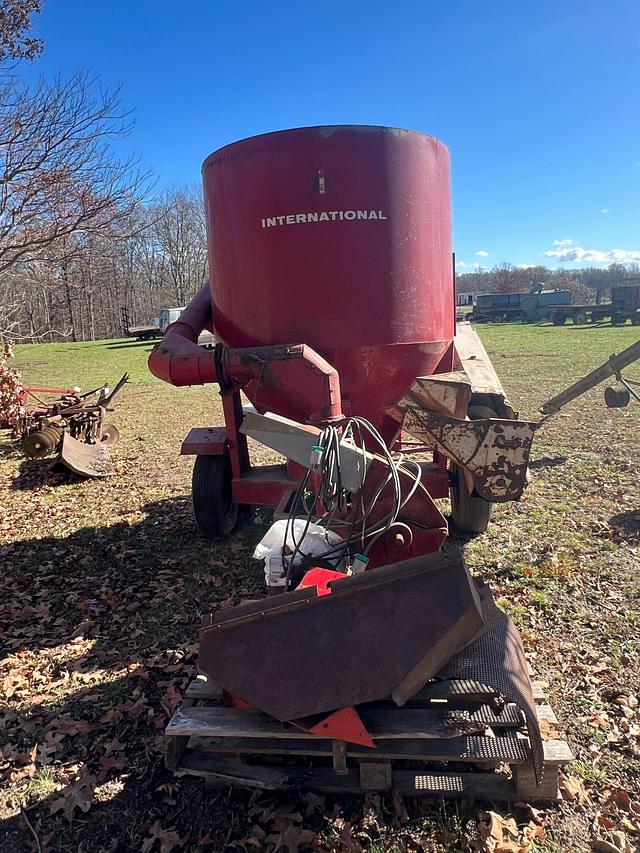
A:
612 313 625 326
552 313 566 326
632 313 640 326
192 453 239 539
449 404 495 535
450 463 493 534
573 311 588 325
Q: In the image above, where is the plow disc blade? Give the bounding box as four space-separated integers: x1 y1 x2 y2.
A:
199 552 484 722
55 432 114 478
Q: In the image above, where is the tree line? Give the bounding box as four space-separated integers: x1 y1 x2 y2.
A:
456 262 640 304
1 3 639 343
0 2 208 343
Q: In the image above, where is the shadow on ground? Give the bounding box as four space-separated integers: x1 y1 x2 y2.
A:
609 508 640 543
528 456 568 470
1 497 267 851
105 340 156 350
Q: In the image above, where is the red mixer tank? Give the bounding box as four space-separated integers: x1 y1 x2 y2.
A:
203 125 455 439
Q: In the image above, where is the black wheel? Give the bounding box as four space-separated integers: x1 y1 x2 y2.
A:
573 311 587 325
632 313 640 326
449 404 496 534
552 313 566 326
604 385 631 408
449 463 493 534
612 313 625 326
192 453 239 539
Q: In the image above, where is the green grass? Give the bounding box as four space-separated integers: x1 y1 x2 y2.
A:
10 338 160 389
474 322 640 399
26 767 59 802
11 321 640 395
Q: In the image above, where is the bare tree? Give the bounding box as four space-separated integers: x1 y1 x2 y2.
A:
151 184 208 306
491 263 528 293
0 0 42 63
0 70 153 278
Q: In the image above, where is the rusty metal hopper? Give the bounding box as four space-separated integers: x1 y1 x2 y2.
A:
54 432 114 478
199 552 484 721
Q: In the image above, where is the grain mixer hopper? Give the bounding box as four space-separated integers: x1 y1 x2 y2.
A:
149 126 545 787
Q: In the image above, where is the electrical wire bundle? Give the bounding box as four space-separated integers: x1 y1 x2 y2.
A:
281 415 424 590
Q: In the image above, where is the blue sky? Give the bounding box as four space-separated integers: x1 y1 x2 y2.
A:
25 0 640 270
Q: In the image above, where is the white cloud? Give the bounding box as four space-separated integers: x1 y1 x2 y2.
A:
455 260 468 269
544 244 640 264
601 208 610 214
475 249 489 257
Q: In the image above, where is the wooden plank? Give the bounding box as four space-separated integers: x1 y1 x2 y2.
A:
189 732 529 763
535 704 559 725
454 324 507 397
168 705 498 740
513 764 560 801
176 750 291 790
185 679 224 701
332 740 347 774
542 739 573 765
164 698 194 770
176 752 519 801
308 767 518 800
359 761 392 790
531 682 546 702
186 677 522 720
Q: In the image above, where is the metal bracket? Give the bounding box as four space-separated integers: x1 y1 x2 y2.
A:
399 407 537 501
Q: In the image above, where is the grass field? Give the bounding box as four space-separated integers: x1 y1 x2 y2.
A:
1 325 639 852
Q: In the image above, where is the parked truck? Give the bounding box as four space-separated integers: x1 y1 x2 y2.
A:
121 305 216 345
122 306 186 340
550 285 640 326
471 289 571 323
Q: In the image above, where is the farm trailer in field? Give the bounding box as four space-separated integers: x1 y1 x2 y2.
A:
550 285 640 326
471 289 571 323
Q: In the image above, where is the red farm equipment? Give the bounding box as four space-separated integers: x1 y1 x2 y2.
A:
149 126 565 798
7 375 127 477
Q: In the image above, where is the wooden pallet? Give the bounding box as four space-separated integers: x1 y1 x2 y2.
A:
165 675 573 802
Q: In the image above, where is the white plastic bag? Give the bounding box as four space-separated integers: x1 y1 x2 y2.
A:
253 519 344 586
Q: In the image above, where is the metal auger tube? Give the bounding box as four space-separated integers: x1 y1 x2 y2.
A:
540 338 640 415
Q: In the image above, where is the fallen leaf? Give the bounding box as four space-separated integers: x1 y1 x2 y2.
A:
50 774 97 819
141 819 185 853
560 774 589 804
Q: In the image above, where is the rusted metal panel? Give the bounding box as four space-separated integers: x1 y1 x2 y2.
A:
57 432 114 477
180 427 228 456
399 407 536 502
387 371 472 423
198 552 484 723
